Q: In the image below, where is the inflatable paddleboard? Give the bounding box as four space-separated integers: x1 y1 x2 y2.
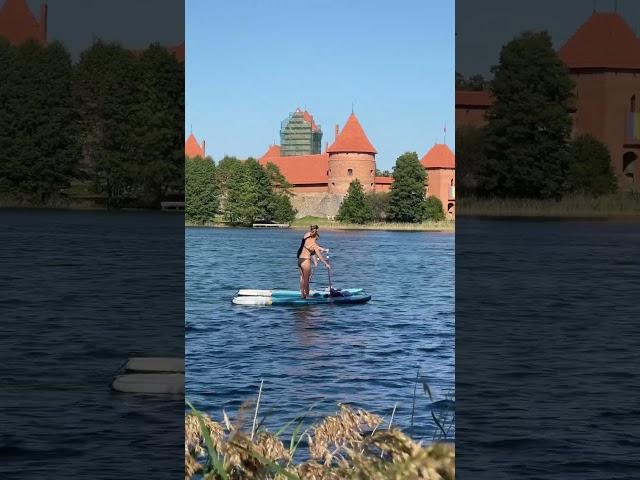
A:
237 288 363 297
232 289 371 306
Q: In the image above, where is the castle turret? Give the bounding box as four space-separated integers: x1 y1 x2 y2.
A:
326 113 377 194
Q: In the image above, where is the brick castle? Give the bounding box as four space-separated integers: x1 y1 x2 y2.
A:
188 109 456 219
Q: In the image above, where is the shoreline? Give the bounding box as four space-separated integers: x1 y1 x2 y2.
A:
185 220 455 232
458 194 640 219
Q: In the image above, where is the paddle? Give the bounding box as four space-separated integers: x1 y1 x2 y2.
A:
325 252 343 297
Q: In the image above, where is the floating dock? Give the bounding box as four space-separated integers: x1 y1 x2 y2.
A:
252 223 290 228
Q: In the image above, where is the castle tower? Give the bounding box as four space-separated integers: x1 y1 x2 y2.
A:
558 12 640 189
326 113 377 194
421 144 455 218
0 0 47 45
280 108 323 156
185 133 205 158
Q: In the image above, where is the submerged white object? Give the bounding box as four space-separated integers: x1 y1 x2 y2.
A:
125 357 184 373
232 296 272 306
111 373 184 394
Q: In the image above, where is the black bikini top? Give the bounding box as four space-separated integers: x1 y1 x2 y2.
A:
297 237 315 257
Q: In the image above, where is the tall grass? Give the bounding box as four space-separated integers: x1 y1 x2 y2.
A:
185 382 455 480
459 193 640 218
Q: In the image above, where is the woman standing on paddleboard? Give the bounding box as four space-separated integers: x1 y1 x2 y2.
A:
297 225 330 298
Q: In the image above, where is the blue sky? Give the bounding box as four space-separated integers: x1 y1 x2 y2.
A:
186 0 454 170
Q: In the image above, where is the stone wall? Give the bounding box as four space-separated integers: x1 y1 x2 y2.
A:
291 192 345 218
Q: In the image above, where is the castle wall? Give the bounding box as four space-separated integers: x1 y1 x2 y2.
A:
328 152 376 194
290 192 345 218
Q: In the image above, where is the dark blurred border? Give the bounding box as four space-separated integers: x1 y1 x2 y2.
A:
457 1 640 478
0 1 184 478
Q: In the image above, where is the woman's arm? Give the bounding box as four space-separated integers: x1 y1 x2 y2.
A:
315 249 330 268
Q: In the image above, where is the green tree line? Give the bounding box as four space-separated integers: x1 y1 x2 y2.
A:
337 152 445 224
456 31 617 200
186 155 296 226
0 38 184 207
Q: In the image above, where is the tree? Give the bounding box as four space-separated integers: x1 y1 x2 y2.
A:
75 41 141 206
224 161 260 225
336 179 374 224
456 125 487 197
271 193 297 223
129 44 184 206
365 191 389 222
185 156 218 224
566 135 617 196
244 158 275 221
264 161 293 196
424 195 445 221
0 40 79 203
479 31 574 199
387 152 427 223
455 72 487 91
375 168 392 177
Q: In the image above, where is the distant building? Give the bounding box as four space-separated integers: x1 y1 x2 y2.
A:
185 133 205 158
280 108 323 156
456 11 640 190
259 110 456 219
0 0 47 45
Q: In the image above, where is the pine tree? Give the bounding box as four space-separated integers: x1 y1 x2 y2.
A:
185 156 218 224
479 31 574 199
336 179 374 224
387 152 427 223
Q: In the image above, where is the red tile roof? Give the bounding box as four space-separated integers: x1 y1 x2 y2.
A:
327 113 377 154
259 152 329 185
302 110 320 132
559 12 640 70
261 144 281 158
185 133 205 158
421 144 455 169
455 90 493 107
0 0 46 45
374 176 393 185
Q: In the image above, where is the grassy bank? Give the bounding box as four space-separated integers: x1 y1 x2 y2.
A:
186 403 455 480
458 193 640 218
186 217 455 232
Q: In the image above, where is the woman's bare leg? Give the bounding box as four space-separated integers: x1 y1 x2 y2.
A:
299 265 305 298
300 260 311 298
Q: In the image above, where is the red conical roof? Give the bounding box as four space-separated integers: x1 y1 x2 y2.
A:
302 110 320 132
0 0 45 45
559 12 640 70
185 133 205 158
326 113 377 154
421 144 455 169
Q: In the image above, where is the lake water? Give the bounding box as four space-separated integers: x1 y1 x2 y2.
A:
186 227 455 441
456 218 640 479
0 210 184 479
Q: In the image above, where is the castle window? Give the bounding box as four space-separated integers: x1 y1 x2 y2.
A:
348 169 353 176
331 182 335 186
632 95 637 112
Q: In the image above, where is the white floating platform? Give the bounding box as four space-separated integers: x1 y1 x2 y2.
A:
111 373 184 394
125 357 184 373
